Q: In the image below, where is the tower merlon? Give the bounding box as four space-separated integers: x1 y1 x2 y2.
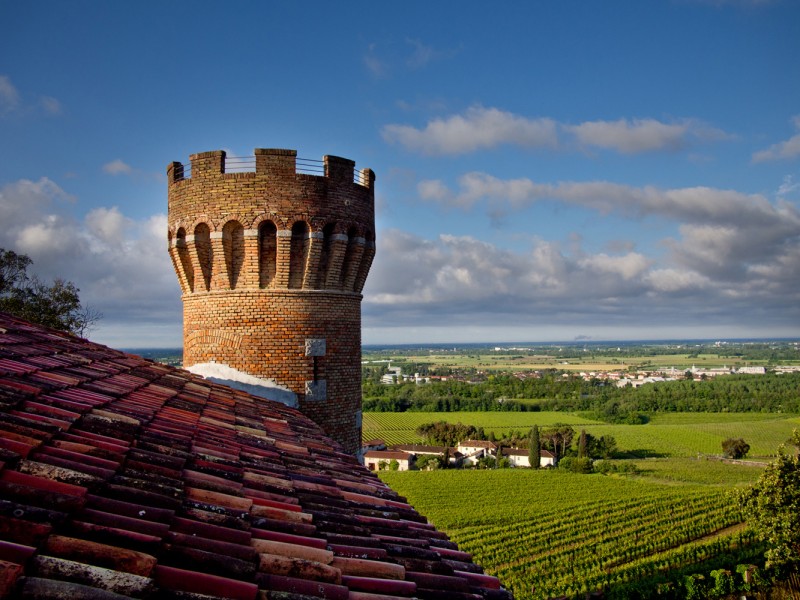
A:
167 148 374 191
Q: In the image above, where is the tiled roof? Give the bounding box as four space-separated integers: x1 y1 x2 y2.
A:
457 441 496 449
389 445 449 455
0 312 512 600
363 451 411 461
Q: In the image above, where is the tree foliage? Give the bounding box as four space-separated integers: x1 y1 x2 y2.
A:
0 248 100 336
737 429 800 573
540 424 575 462
363 368 800 415
416 421 479 447
722 438 750 460
529 425 541 469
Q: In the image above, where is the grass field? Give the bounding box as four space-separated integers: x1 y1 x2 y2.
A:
380 464 764 600
363 410 800 457
370 351 795 372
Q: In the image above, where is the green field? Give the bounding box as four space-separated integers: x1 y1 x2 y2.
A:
363 411 800 457
370 350 797 373
367 411 800 598
380 465 764 600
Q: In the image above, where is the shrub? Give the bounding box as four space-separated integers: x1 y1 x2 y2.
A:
683 574 709 600
722 438 750 459
710 569 735 596
559 456 594 474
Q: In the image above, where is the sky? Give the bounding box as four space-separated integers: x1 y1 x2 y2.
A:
1 1 799 347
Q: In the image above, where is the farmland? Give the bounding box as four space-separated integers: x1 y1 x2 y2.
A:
363 410 800 457
380 465 765 600
367 410 798 598
363 340 800 374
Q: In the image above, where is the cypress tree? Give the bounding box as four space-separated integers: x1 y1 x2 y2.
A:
529 425 541 469
578 429 587 458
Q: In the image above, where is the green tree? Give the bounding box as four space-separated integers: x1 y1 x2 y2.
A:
529 425 541 469
578 429 587 458
415 454 442 470
0 248 100 336
721 438 750 459
737 429 800 573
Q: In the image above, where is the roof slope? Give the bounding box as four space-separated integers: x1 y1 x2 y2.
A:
0 312 511 600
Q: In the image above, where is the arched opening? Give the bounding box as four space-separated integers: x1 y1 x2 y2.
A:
288 221 310 289
354 228 375 294
258 220 277 288
222 220 244 289
176 227 194 291
194 223 213 291
340 226 360 289
317 223 336 289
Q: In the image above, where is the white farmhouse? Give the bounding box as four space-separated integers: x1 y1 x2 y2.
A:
501 447 555 468
363 450 413 471
457 440 497 467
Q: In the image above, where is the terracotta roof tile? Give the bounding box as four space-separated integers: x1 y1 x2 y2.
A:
0 311 513 600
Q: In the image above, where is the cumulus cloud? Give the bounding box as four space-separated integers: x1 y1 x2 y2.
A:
567 118 731 154
419 172 795 231
371 171 800 336
752 116 800 163
0 177 181 346
382 106 558 155
383 107 731 156
419 173 800 295
363 221 800 336
103 159 134 175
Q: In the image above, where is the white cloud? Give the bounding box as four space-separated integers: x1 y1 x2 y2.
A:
103 159 134 175
419 172 796 231
383 108 731 156
363 223 800 337
0 75 62 118
383 106 558 155
85 206 131 244
777 174 800 197
752 116 800 163
0 177 181 346
0 75 20 115
567 118 730 154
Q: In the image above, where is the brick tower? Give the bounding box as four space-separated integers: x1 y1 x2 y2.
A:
167 148 375 454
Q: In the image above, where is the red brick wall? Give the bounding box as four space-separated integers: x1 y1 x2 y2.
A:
167 149 375 454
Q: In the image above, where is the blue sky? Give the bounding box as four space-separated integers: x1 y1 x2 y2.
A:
1 1 799 347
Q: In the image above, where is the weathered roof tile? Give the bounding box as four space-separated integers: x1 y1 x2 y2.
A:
0 312 513 600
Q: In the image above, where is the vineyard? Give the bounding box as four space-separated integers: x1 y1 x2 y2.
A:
363 411 800 457
380 468 764 600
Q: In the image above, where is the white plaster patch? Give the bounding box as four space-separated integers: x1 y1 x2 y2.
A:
187 362 298 408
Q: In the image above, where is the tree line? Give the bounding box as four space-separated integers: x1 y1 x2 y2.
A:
363 371 800 418
415 420 618 463
1 248 99 336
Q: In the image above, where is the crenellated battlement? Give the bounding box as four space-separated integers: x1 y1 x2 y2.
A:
167 148 375 188
167 148 375 297
167 146 376 454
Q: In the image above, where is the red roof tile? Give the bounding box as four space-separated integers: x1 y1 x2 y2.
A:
0 311 512 600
